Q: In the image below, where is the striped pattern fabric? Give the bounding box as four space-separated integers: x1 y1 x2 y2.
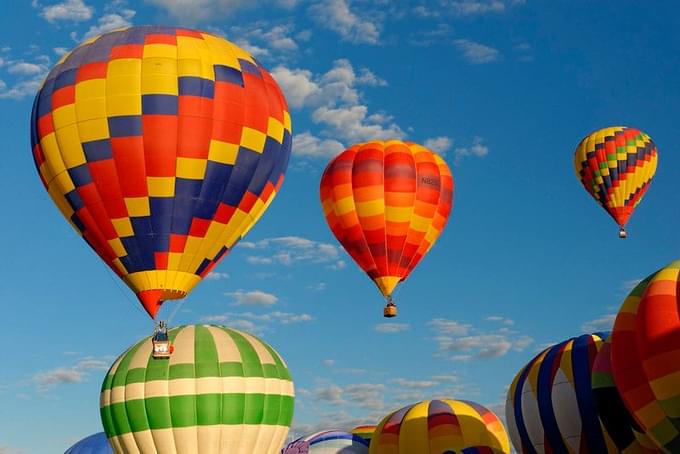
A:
65 432 113 454
573 126 657 230
506 333 617 453
30 26 292 318
369 399 509 454
100 325 294 453
319 140 453 300
592 337 662 453
611 261 680 453
352 425 377 446
282 430 369 453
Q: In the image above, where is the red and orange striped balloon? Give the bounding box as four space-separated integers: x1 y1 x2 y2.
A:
319 140 453 315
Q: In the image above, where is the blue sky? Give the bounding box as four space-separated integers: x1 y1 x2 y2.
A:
1 0 679 452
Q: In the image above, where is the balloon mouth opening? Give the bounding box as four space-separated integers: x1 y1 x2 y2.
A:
138 290 186 318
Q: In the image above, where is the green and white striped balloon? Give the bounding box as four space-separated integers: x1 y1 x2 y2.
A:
100 325 295 454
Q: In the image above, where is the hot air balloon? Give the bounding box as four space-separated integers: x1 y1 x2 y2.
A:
369 399 509 454
352 425 377 446
282 430 369 453
100 324 294 453
506 333 618 453
30 26 292 319
610 261 680 453
592 337 662 453
573 126 657 238
319 140 453 317
65 432 113 454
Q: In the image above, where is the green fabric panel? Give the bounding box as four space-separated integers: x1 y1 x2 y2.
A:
221 393 246 424
101 375 114 392
100 404 115 437
261 342 292 381
110 340 145 389
125 398 150 432
170 395 198 428
196 393 222 425
278 395 295 425
244 393 265 423
110 402 132 435
263 364 280 378
195 325 220 378
168 363 196 380
145 396 172 430
224 328 264 377
125 367 147 385
220 361 246 377
262 394 281 425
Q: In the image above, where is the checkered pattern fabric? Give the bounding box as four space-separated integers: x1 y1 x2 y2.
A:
574 126 657 229
319 140 453 300
30 26 292 318
611 261 680 453
370 399 509 454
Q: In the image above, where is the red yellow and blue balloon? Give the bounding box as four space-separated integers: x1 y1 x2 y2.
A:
30 26 292 318
573 126 657 238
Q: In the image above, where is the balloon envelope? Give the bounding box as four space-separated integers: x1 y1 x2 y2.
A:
611 261 680 452
320 140 453 301
369 399 509 454
100 324 294 453
282 430 369 453
30 25 292 318
573 126 657 232
65 432 113 454
351 425 377 446
506 333 617 453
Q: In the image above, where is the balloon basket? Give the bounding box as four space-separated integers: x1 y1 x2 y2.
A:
619 227 627 239
383 302 397 318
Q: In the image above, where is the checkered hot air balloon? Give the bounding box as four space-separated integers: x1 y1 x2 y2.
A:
369 399 510 454
100 325 295 454
573 126 657 238
319 140 453 317
506 333 619 453
281 430 370 453
610 261 680 453
30 26 292 318
592 337 662 453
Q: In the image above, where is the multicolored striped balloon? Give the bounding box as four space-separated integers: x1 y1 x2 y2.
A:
369 399 509 454
611 261 680 452
506 333 617 453
65 432 113 454
100 325 294 453
573 126 657 237
352 425 377 446
282 430 369 453
592 337 662 453
319 140 453 312
30 26 292 318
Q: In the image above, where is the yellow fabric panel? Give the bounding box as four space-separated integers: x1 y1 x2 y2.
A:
54 124 86 169
107 58 142 77
240 126 267 153
147 176 176 197
124 197 150 217
385 205 413 223
356 199 385 218
105 94 142 116
76 117 109 142
201 34 240 69
176 157 207 180
47 181 75 220
40 133 66 179
560 340 575 384
52 104 77 129
208 139 239 165
111 258 127 275
141 58 178 95
108 238 127 257
111 218 134 237
143 43 177 59
267 117 284 144
333 196 356 216
283 111 292 133
176 36 202 59
399 401 430 454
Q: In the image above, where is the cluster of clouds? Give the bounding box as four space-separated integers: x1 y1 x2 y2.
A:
239 236 345 270
32 356 111 390
202 308 313 334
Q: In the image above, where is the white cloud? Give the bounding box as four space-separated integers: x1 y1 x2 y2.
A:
53 47 68 56
486 315 514 326
424 136 453 154
271 66 321 108
581 314 616 333
201 310 313 330
323 359 336 367
0 78 43 100
205 271 230 280
32 356 111 390
446 0 524 16
39 0 93 23
8 62 46 76
357 67 387 86
227 22 301 61
294 132 345 158
391 378 438 389
81 8 135 40
309 0 380 44
374 323 410 333
227 290 279 306
313 104 405 142
429 318 532 360
307 282 327 291
453 39 499 64
243 236 344 268
453 136 489 164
